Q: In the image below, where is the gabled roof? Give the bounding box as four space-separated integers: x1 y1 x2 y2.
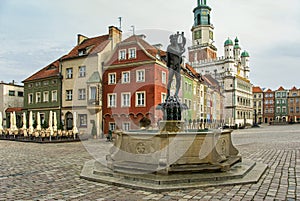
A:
63 35 110 60
252 86 263 93
290 86 298 91
23 57 63 82
277 86 285 91
265 88 273 93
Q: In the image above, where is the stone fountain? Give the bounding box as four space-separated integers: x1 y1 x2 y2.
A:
80 32 267 192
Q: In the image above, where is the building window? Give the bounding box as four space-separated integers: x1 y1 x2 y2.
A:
8 90 15 96
79 66 86 77
28 93 33 104
121 93 131 107
109 122 116 131
52 80 57 85
161 93 167 103
79 114 87 128
185 82 188 90
290 107 294 113
296 107 299 113
18 91 24 97
290 99 294 104
66 90 73 101
90 87 97 100
122 72 130 83
119 49 126 60
136 70 145 82
136 91 146 107
78 49 86 56
66 68 73 79
282 93 286 98
52 90 57 102
276 107 281 113
108 73 116 84
108 94 116 107
43 91 49 102
36 92 41 103
128 48 136 59
123 123 130 131
43 81 49 86
162 71 166 84
282 107 286 113
35 82 41 87
78 89 86 100
253 101 256 107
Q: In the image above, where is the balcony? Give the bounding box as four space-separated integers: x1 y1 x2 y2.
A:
87 99 102 111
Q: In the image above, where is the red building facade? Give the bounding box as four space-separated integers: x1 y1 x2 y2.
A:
263 89 275 123
102 35 167 134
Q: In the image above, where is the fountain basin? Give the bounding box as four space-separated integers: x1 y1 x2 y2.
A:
106 128 241 174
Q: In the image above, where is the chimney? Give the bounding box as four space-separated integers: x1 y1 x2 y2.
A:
137 34 146 40
77 34 88 45
152 43 163 50
109 26 122 49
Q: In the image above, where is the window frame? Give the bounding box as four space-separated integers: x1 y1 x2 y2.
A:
122 71 130 84
128 48 136 59
108 93 117 108
78 66 86 78
79 114 88 128
43 91 49 102
78 88 86 100
108 73 116 85
136 91 146 107
66 68 73 79
66 90 73 101
136 69 145 82
121 92 131 107
52 90 57 102
119 49 127 60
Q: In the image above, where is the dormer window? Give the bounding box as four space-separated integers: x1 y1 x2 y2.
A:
128 48 136 59
78 48 87 56
119 49 126 60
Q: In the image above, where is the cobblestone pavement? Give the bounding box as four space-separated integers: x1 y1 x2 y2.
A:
1 124 300 200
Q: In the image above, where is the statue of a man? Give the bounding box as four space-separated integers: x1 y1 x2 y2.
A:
166 32 186 98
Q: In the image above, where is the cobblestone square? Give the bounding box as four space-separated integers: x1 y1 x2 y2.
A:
1 124 300 200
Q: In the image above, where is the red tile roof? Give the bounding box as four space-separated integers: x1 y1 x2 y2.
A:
23 58 62 82
290 86 298 91
63 35 110 60
252 86 263 93
5 107 23 112
277 86 285 91
265 88 273 92
106 35 166 66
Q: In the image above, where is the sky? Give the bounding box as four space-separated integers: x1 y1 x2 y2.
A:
0 0 299 90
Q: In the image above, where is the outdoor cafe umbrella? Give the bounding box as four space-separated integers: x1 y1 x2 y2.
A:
72 112 78 139
29 111 34 134
49 111 53 141
0 112 3 131
36 112 41 131
22 112 27 130
53 112 57 132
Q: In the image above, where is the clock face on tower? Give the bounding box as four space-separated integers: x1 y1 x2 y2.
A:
195 30 201 40
209 31 213 40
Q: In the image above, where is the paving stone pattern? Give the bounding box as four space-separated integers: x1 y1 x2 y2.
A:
1 124 300 200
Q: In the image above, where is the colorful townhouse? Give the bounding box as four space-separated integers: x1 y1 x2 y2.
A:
102 35 167 134
60 26 121 136
288 87 300 122
274 86 288 122
23 59 62 129
263 89 275 123
252 86 264 124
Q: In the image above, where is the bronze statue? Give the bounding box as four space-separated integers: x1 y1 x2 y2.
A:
166 32 186 98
